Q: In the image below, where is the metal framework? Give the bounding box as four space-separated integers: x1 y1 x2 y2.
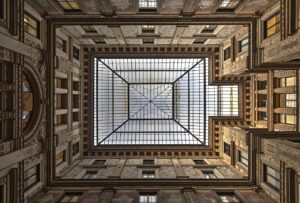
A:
93 58 239 146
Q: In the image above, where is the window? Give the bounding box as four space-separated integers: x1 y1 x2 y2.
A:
0 0 4 19
142 25 155 34
139 0 157 8
285 94 296 108
22 74 33 129
56 0 81 11
201 25 217 33
194 38 207 44
279 76 296 87
82 25 97 33
143 159 154 165
258 112 267 121
264 12 280 38
92 160 106 166
82 171 97 179
217 0 242 12
238 150 248 167
263 164 280 192
238 37 248 53
93 38 106 44
56 37 67 52
257 81 267 90
24 13 40 38
279 114 296 125
193 160 206 165
142 171 155 179
139 193 157 203
73 47 80 60
224 142 231 156
56 150 66 167
58 192 83 203
258 94 267 107
143 38 154 44
24 164 40 191
72 142 79 156
0 185 3 203
202 170 216 179
224 47 231 61
217 192 241 203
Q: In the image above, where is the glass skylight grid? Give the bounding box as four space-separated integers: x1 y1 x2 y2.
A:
93 58 239 146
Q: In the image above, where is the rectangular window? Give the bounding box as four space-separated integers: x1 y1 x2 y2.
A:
217 192 241 203
58 192 83 203
0 185 3 203
0 0 4 19
82 25 97 33
142 171 155 179
142 25 155 34
201 25 217 33
263 164 280 192
72 142 79 156
257 81 267 90
217 0 242 12
238 37 249 53
258 111 267 121
143 38 154 44
82 171 97 179
194 38 207 44
93 38 106 44
224 142 231 156
238 150 248 167
56 37 67 52
258 94 267 107
24 164 40 191
139 193 157 203
264 12 281 38
24 13 40 38
138 0 157 12
224 47 231 61
202 170 216 179
143 159 154 165
285 94 296 108
92 160 106 166
279 76 296 87
56 150 66 167
279 114 296 125
73 47 80 60
193 160 207 165
56 0 81 11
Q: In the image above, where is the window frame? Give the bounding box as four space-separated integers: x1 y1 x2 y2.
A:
237 150 248 167
138 0 158 12
143 159 155 165
238 37 249 53
24 164 40 191
24 12 40 39
56 150 66 167
264 12 281 39
82 25 97 33
138 192 158 203
142 170 155 179
56 36 67 53
263 164 280 192
201 25 217 33
224 142 231 157
224 47 231 61
72 142 80 156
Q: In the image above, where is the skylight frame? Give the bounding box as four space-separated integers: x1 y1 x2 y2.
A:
92 57 240 147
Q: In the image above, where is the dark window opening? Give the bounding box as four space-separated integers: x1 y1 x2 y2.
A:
73 46 80 60
238 150 248 167
92 160 106 166
56 150 66 167
224 47 231 61
202 170 216 179
143 38 154 44
143 159 154 165
201 25 217 33
142 171 155 179
194 38 207 44
193 160 207 165
142 25 155 34
224 142 231 156
72 142 79 156
257 81 267 90
258 112 267 121
0 0 4 19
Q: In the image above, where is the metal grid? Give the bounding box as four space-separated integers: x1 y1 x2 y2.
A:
93 58 239 146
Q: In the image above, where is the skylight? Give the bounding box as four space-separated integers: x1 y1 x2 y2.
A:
93 58 239 146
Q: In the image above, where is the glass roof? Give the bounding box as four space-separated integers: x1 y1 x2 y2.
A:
93 58 239 146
